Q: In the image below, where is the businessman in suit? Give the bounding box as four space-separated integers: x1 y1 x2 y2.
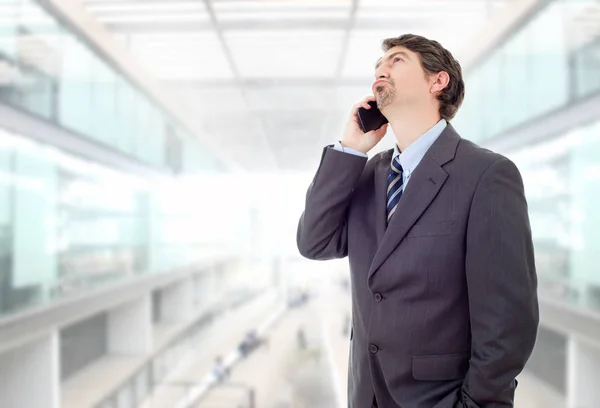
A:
297 34 539 408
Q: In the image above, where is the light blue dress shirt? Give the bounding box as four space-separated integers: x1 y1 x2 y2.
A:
333 118 447 191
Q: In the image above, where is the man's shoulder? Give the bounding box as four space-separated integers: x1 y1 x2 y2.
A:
365 148 393 167
455 137 513 176
369 148 394 161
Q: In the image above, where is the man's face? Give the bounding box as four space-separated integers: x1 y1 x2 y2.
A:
373 46 431 112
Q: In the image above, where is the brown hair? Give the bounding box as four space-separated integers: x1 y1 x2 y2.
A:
382 34 465 120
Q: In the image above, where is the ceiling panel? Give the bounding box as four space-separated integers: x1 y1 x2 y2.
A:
127 33 234 80
82 0 223 80
342 31 390 78
216 10 350 21
342 25 489 78
83 1 207 14
244 86 331 111
225 30 345 78
351 0 512 65
79 0 520 172
84 0 209 23
164 84 248 116
213 0 352 12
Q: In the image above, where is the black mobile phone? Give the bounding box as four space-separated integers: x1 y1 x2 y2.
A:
357 101 389 133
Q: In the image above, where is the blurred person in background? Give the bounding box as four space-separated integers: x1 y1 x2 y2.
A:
297 34 539 408
212 356 229 383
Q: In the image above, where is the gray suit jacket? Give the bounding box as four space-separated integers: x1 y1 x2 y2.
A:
297 124 539 408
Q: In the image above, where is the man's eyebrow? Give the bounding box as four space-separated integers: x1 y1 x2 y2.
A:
375 51 410 69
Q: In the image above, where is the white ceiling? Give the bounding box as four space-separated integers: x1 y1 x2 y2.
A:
81 0 516 172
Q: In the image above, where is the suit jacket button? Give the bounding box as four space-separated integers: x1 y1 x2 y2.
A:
374 293 383 302
369 344 379 354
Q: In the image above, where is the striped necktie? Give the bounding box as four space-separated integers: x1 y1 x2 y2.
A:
386 156 404 223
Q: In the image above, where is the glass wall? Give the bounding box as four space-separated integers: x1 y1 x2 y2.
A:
0 126 233 317
451 0 600 316
0 0 221 173
507 119 600 311
453 0 600 143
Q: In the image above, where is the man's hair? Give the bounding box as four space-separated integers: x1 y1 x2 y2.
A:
382 34 465 120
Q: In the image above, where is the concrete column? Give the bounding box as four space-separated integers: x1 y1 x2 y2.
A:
160 278 194 323
0 332 60 408
108 294 152 354
567 336 600 408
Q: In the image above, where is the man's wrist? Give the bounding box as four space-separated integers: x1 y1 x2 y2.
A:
335 141 368 158
340 141 368 155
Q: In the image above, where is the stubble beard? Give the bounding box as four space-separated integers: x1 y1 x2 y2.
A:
375 83 396 110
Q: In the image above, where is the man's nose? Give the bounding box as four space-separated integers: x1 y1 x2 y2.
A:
375 64 390 79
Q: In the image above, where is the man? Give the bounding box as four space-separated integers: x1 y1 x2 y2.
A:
212 356 229 383
297 34 538 408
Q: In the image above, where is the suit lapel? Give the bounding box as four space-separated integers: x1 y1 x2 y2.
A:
368 124 461 281
373 149 394 244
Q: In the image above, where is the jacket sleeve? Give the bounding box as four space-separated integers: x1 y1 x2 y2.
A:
460 157 539 407
296 146 368 260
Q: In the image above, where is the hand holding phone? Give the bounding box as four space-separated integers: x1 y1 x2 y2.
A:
340 96 389 154
357 101 389 133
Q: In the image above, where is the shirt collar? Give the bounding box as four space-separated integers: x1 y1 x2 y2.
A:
393 119 447 173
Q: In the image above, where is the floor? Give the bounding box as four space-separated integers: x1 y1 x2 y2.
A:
147 277 566 408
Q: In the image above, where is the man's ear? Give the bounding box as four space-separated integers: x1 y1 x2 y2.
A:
430 71 450 95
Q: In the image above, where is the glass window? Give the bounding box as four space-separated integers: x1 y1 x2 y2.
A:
135 97 152 162
0 1 225 318
0 0 18 59
459 0 600 142
0 133 14 314
500 25 530 131
507 119 600 313
57 162 149 292
572 37 600 99
12 139 57 295
17 63 53 119
90 56 116 145
114 75 135 155
479 53 503 140
13 0 59 120
58 33 92 136
0 1 19 109
528 1 569 116
461 66 484 142
567 121 600 302
0 0 220 172
148 106 163 167
0 126 160 315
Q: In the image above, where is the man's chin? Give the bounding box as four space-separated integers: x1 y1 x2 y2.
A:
376 95 393 110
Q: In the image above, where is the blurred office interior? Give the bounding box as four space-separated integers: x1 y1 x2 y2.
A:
0 0 600 407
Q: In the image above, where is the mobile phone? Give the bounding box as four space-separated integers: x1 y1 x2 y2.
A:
357 101 389 133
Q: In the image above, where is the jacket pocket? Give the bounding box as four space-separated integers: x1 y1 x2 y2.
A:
412 352 470 381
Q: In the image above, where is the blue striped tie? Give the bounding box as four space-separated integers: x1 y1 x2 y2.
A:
386 157 403 223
